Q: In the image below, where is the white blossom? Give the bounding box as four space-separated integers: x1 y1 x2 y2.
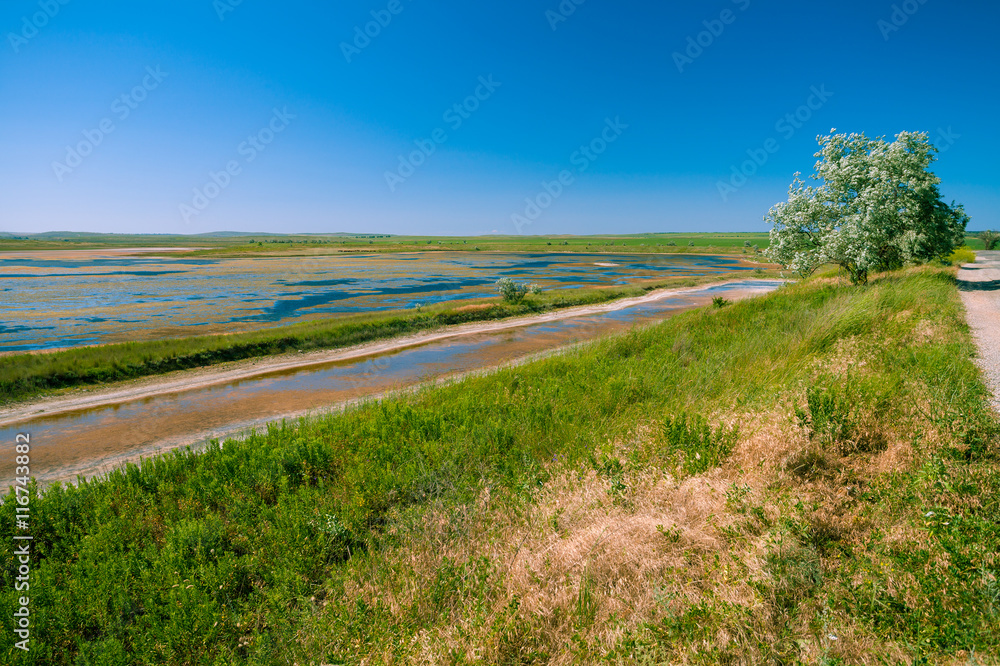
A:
765 131 968 284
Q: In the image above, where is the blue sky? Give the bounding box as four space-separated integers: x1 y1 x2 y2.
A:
1 0 997 236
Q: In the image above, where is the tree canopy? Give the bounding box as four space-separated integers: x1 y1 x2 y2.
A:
980 230 1000 251
765 131 968 284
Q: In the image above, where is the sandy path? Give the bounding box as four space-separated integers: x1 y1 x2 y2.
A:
958 251 1000 411
0 280 781 427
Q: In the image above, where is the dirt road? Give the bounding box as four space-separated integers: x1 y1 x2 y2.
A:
958 250 1000 410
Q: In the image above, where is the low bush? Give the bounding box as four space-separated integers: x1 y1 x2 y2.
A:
661 412 738 475
947 245 977 265
980 230 1000 251
712 296 731 308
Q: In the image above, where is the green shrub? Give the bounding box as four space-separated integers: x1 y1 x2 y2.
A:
980 230 1000 251
495 278 538 304
795 385 852 445
946 246 976 265
763 541 823 612
661 413 738 475
712 296 731 308
794 382 891 454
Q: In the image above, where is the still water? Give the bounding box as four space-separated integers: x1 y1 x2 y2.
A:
1 251 754 351
0 280 783 487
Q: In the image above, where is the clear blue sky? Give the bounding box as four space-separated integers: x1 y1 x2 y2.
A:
1 0 997 236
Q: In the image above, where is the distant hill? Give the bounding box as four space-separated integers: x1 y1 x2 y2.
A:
0 231 385 240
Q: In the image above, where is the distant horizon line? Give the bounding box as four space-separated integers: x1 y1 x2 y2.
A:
1 229 993 239
1 230 778 238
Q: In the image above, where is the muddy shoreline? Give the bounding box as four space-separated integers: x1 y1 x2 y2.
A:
1 280 779 427
1 280 785 487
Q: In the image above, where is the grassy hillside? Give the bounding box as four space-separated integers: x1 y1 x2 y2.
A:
2 266 998 664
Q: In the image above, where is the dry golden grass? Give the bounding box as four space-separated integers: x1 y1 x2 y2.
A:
344 380 996 665
452 304 496 314
325 402 946 664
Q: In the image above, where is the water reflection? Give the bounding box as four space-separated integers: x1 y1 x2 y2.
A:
0 280 782 486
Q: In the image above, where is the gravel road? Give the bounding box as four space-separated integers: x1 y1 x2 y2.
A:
958 250 1000 410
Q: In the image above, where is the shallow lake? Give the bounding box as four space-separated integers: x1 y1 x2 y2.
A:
0 250 753 351
0 280 784 487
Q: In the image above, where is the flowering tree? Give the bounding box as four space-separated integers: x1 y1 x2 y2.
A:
765 131 968 284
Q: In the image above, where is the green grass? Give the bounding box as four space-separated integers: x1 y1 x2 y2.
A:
0 231 773 255
963 234 990 251
0 271 769 406
3 230 985 254
2 266 997 664
189 232 774 257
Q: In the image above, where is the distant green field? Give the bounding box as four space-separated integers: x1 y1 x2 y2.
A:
0 231 772 256
1 230 989 255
